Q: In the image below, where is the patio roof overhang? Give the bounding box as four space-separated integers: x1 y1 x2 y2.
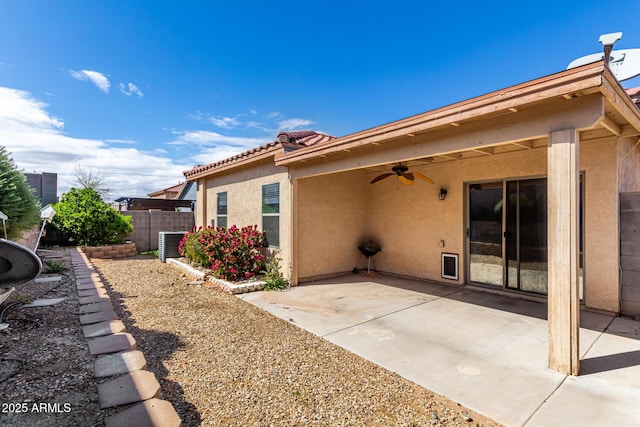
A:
276 61 640 178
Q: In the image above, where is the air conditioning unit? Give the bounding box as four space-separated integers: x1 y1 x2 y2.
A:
158 231 187 262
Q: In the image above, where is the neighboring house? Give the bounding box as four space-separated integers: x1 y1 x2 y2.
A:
183 130 336 275
148 182 186 199
113 197 193 212
186 61 640 375
25 172 58 206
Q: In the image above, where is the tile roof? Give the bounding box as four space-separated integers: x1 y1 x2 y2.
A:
147 182 185 198
183 130 335 180
626 87 640 107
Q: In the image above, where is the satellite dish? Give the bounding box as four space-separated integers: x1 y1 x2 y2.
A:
0 238 42 286
567 48 640 82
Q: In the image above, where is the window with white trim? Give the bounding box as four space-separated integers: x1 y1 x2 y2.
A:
262 183 279 247
216 191 227 229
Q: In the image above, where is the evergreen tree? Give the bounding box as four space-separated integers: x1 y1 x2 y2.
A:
0 146 41 240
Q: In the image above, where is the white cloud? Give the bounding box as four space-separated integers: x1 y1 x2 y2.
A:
209 116 240 129
168 130 270 164
105 139 136 144
69 70 111 93
266 111 281 119
277 117 314 130
118 82 144 97
0 87 191 199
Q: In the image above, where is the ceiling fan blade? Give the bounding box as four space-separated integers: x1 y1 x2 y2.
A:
398 174 414 185
401 172 414 180
370 173 394 184
413 172 435 184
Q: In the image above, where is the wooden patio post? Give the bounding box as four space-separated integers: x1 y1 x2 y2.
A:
547 129 581 375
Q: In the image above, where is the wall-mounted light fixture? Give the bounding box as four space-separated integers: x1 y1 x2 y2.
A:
438 188 448 200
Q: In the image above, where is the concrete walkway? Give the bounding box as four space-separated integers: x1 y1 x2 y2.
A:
239 274 640 427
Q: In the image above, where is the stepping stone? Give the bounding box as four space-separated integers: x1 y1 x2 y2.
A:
76 274 100 280
78 295 111 305
22 297 67 307
98 371 160 409
94 350 147 377
77 281 105 291
83 319 126 338
79 301 113 314
88 332 136 356
104 398 181 427
35 276 63 282
79 310 117 325
78 288 109 298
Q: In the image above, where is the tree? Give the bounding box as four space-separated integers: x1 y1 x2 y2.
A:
0 146 41 240
72 165 110 199
51 187 133 246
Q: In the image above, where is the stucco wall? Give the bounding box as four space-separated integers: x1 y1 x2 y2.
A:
296 170 368 280
297 136 620 312
200 159 292 279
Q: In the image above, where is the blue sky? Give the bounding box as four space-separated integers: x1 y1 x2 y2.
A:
2 1 640 199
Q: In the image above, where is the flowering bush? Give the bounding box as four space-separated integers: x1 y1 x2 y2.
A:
178 225 266 282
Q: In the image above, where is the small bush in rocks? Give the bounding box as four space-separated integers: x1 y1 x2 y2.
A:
262 256 289 290
179 225 266 281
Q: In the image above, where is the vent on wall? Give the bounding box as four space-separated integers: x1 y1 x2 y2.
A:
158 231 187 262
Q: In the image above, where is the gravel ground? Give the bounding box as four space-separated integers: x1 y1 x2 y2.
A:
0 249 502 426
91 255 502 427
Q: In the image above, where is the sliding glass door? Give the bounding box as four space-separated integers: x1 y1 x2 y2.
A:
468 182 504 287
468 178 549 295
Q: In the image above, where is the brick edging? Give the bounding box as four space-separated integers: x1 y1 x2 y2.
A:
69 248 182 426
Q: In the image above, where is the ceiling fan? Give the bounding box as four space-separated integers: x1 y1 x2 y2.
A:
370 163 434 186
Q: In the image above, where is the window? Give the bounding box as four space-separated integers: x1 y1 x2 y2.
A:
216 192 227 229
262 183 279 247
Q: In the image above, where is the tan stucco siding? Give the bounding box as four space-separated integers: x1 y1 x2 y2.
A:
198 159 293 279
296 170 368 279
581 138 620 312
298 140 619 312
366 149 547 283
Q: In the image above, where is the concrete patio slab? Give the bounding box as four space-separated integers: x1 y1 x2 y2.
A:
240 275 640 427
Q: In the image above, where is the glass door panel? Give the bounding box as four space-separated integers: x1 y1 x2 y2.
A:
503 179 548 294
469 182 503 286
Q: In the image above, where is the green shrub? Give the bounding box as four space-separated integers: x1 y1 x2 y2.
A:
0 146 41 239
43 260 67 274
262 256 289 290
179 225 266 281
51 187 133 246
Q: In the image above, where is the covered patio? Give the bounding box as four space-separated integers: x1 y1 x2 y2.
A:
239 274 640 426
277 61 640 375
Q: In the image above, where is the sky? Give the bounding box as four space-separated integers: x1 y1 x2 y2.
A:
2 1 640 200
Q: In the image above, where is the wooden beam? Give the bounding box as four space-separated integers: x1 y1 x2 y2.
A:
547 129 581 376
472 148 493 156
597 115 621 136
510 141 533 149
